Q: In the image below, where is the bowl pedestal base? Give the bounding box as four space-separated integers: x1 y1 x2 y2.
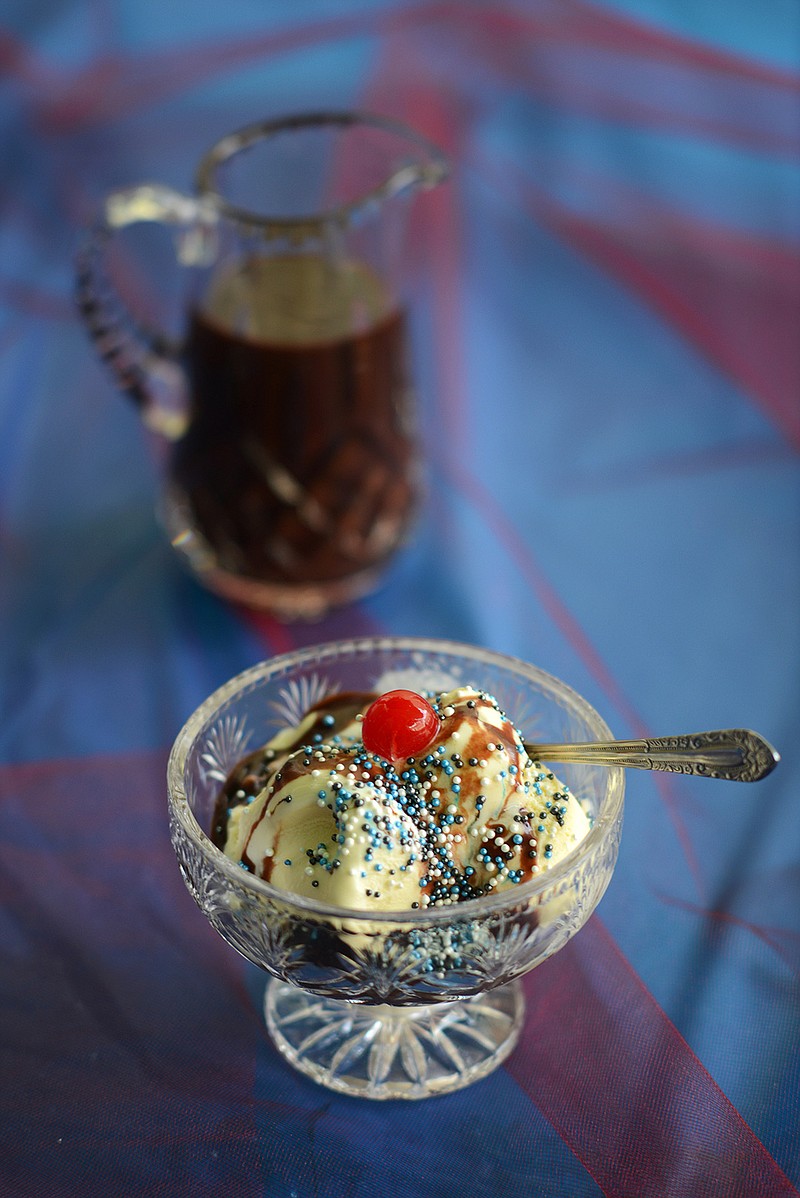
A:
264 978 524 1100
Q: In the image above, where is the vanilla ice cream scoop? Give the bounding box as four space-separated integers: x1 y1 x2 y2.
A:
217 686 591 911
228 743 427 910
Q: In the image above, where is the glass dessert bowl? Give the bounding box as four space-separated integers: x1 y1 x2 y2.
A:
167 638 625 1099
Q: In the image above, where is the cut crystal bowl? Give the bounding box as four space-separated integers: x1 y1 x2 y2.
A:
167 638 624 1099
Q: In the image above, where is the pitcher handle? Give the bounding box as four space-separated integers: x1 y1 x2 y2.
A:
75 184 218 440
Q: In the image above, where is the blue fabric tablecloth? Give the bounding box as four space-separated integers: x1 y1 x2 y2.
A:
1 3 798 1195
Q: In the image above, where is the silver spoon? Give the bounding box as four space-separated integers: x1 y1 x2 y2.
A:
523 729 779 782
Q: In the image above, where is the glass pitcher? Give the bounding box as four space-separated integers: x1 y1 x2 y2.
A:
76 112 448 619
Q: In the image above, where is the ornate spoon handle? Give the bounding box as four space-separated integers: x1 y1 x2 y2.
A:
524 729 779 782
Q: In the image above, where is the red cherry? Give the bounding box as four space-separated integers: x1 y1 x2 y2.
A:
361 690 440 761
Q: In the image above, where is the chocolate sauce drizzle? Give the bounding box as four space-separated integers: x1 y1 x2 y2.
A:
211 691 376 850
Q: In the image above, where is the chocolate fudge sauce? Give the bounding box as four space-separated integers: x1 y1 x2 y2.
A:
169 255 417 587
211 691 376 850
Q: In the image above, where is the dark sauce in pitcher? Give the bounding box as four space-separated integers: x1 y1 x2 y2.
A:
169 255 417 588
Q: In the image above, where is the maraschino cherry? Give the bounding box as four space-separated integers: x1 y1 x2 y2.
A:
361 690 440 761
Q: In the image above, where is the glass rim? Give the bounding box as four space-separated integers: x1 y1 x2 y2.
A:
194 110 449 233
167 636 625 924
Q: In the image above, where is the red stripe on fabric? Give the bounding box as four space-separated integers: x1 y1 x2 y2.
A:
541 210 800 448
321 60 469 490
0 745 170 777
15 2 798 136
239 604 387 655
0 30 53 86
0 752 268 1194
28 6 438 132
438 455 707 899
429 9 797 156
559 0 800 89
514 918 799 1197
568 437 796 491
0 277 74 321
483 156 800 448
655 893 800 980
464 0 800 91
238 609 296 656
351 48 475 479
444 459 650 735
300 605 386 640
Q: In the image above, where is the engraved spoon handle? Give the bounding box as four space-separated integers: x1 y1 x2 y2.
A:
524 729 779 782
